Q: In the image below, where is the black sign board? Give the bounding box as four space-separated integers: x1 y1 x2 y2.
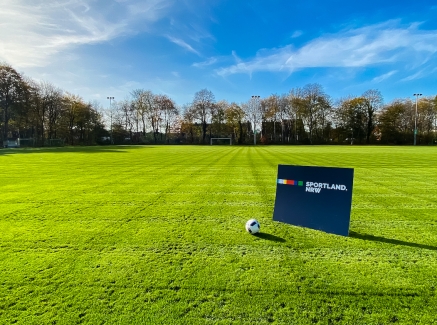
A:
273 164 354 236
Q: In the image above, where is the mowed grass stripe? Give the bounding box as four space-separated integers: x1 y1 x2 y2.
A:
1 145 437 324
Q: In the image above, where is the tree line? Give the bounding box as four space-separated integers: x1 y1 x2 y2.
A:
1 63 436 146
0 64 105 146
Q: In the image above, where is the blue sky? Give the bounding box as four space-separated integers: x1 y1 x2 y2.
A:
1 0 436 108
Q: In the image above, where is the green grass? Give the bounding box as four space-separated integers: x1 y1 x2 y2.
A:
1 145 437 325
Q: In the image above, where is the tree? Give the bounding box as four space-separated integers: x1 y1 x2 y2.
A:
25 79 49 146
87 101 107 144
155 94 178 143
147 94 162 143
116 99 134 143
263 94 280 142
13 77 37 140
287 89 302 143
38 81 63 142
211 100 228 138
415 96 436 144
192 89 215 144
225 102 245 144
290 84 331 144
277 94 289 143
72 102 103 145
378 99 412 144
57 94 104 145
244 96 263 145
0 64 28 143
262 94 290 143
181 104 198 143
131 89 153 136
362 89 383 144
63 93 82 145
335 96 371 144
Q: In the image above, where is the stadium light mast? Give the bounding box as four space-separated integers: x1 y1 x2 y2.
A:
251 95 260 145
107 96 114 144
413 93 422 146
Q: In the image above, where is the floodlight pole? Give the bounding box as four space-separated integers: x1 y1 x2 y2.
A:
413 93 422 146
251 95 260 145
107 96 114 144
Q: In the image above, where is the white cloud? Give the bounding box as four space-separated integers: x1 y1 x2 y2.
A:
0 0 172 67
186 23 215 43
231 50 241 63
127 0 172 18
216 21 437 77
400 64 437 82
165 35 200 55
400 69 426 81
192 57 217 68
372 70 397 83
291 30 303 38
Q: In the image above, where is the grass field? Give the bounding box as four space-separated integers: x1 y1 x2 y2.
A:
1 145 437 325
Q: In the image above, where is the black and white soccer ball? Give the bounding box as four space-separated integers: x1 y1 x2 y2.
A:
245 219 260 235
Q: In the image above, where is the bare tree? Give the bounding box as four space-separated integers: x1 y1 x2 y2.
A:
211 100 229 138
131 89 153 135
155 94 178 142
362 89 383 144
287 89 300 143
263 94 289 142
181 104 197 143
192 89 215 143
225 102 245 144
291 84 331 144
116 99 134 142
244 96 263 145
38 82 64 141
277 94 289 143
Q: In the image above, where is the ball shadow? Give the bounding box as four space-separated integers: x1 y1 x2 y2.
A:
255 232 286 243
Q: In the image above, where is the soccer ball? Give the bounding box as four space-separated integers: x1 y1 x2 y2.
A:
245 219 260 235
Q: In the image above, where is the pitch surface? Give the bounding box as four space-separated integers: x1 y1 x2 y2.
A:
1 146 436 324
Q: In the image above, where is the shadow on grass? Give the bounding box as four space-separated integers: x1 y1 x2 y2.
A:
0 145 154 156
349 231 437 251
255 232 286 243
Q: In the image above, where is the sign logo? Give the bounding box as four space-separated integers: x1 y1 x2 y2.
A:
277 179 348 193
277 179 303 186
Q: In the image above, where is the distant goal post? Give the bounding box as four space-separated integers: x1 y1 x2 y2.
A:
46 139 65 147
210 137 232 145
